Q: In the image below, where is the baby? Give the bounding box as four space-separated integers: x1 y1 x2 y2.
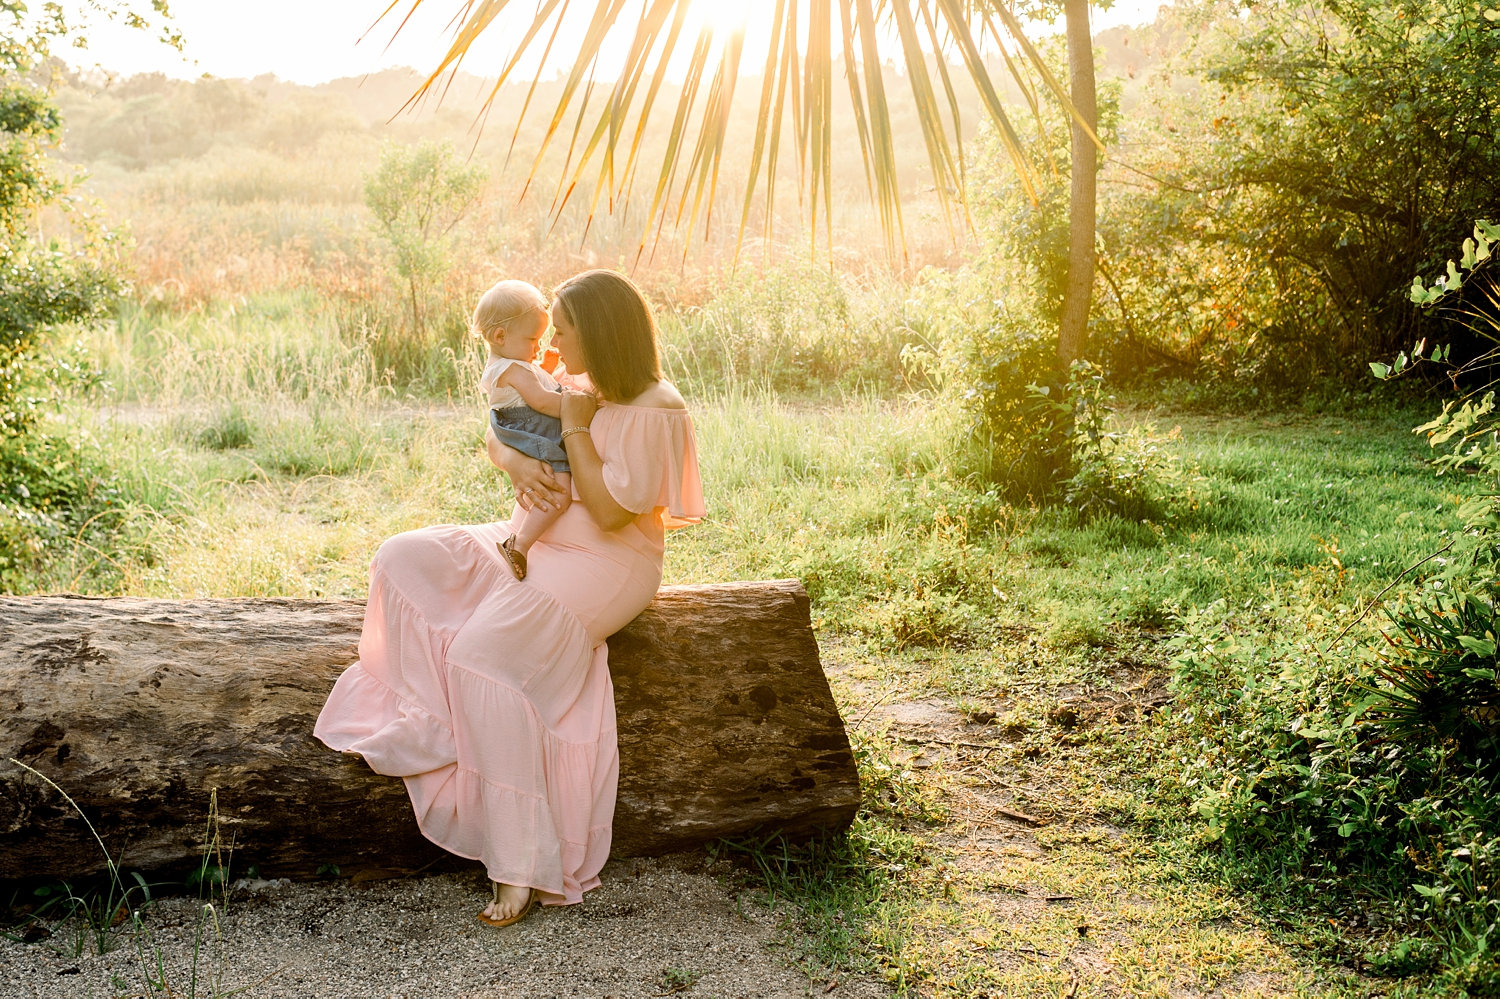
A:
472 279 572 581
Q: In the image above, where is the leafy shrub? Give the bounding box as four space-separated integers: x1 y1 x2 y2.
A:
1160 223 1500 992
359 141 487 387
1057 0 1500 392
1373 590 1500 768
911 298 1189 514
0 428 125 592
1167 601 1500 991
0 11 125 590
1050 361 1193 521
906 296 1068 496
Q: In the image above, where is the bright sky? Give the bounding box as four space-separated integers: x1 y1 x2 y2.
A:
58 0 1170 86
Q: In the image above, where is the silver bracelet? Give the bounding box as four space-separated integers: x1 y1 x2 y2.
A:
561 426 591 441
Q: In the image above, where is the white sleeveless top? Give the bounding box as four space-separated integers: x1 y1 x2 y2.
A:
480 357 561 410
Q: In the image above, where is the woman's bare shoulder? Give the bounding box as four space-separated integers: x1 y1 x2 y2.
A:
626 380 688 410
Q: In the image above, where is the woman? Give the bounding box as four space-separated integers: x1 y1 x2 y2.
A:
315 270 703 926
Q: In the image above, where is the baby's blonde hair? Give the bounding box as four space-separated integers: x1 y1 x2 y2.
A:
471 279 548 341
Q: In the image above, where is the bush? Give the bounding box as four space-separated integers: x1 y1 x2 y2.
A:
1063 0 1500 391
1159 224 1500 992
0 9 125 589
360 141 487 387
0 428 124 592
910 291 1188 513
905 292 1067 496
1166 597 1500 991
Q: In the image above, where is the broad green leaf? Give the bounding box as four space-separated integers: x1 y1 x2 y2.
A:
1457 635 1496 657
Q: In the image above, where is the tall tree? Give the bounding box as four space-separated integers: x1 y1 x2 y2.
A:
377 0 1104 365
1056 0 1096 366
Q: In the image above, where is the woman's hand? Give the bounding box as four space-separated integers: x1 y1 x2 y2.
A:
486 427 567 512
561 388 598 430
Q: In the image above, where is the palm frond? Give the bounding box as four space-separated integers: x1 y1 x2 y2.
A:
989 1 1104 154
386 0 1099 257
735 0 791 256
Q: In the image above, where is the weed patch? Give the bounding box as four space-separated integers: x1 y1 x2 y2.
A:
1 763 241 997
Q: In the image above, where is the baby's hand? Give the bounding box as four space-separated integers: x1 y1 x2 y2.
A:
539 346 562 373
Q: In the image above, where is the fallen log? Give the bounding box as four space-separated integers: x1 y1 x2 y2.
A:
0 580 859 881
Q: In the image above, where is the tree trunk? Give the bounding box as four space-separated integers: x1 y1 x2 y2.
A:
0 580 859 882
1057 0 1098 368
408 273 423 341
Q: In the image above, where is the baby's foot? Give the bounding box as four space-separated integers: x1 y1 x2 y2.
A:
498 536 528 580
479 882 536 927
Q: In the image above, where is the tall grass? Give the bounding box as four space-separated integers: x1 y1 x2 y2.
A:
658 263 937 398
95 297 391 406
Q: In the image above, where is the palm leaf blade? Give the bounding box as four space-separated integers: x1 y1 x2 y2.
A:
385 0 1084 254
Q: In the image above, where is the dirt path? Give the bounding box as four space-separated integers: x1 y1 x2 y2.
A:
0 856 891 999
844 647 1375 998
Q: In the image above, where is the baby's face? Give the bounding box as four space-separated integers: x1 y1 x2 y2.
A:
496 308 549 363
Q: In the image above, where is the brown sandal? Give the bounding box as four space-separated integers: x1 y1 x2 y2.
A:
498 536 528 581
477 884 537 928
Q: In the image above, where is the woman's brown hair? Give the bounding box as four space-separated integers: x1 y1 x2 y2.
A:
552 270 662 402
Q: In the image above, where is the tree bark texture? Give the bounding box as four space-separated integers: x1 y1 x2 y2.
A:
1057 0 1099 367
0 580 859 881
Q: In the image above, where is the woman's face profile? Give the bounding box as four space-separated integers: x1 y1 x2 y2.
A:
551 300 583 374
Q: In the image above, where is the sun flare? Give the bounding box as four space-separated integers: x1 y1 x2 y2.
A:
681 0 750 38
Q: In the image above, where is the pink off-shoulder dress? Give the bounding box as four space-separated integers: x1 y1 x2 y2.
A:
314 401 703 905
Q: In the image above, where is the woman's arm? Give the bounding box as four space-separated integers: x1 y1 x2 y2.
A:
560 390 636 532
485 425 568 513
498 365 564 418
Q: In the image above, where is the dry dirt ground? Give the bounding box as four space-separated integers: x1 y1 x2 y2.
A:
0 854 892 999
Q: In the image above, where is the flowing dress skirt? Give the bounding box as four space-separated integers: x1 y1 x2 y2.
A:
314 506 663 905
